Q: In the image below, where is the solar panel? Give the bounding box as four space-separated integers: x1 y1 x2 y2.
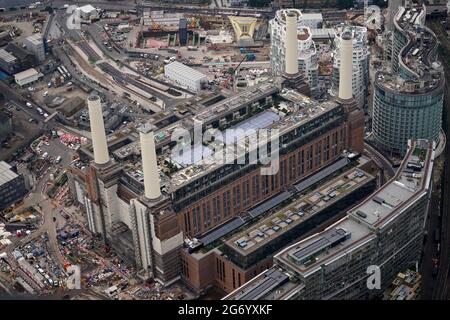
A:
289 228 348 263
294 157 350 194
248 191 292 218
217 110 280 145
200 217 245 246
233 269 289 300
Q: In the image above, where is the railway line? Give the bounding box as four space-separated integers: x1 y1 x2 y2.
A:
427 19 450 300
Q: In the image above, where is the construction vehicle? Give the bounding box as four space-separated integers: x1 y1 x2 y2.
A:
223 53 254 90
149 16 162 32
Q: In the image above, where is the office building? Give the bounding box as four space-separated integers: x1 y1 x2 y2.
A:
164 61 207 92
270 9 319 98
0 161 27 211
372 3 444 155
224 139 435 300
331 25 370 110
24 34 45 63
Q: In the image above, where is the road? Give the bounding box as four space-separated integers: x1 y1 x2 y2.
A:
0 82 46 123
427 19 450 300
364 141 396 178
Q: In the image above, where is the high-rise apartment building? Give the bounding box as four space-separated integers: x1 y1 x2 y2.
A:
331 25 370 111
372 3 444 155
270 9 319 98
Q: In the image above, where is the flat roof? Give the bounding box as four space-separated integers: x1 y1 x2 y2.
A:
14 68 40 80
301 13 323 20
275 139 435 276
164 61 207 82
226 166 374 256
0 48 16 63
78 4 97 13
223 268 303 300
349 140 433 229
25 34 43 45
171 90 341 190
0 161 19 187
277 217 375 277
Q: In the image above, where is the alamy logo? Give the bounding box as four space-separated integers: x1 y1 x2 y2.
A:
366 265 381 290
170 120 280 175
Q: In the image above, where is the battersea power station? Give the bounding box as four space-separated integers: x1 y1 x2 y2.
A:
67 15 368 297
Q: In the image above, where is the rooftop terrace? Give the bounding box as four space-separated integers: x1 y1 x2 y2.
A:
170 93 340 190
379 4 444 93
275 139 434 276
226 167 373 256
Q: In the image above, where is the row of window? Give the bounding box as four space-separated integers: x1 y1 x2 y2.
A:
181 129 345 237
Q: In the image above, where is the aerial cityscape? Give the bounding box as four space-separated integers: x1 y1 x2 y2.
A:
0 0 449 302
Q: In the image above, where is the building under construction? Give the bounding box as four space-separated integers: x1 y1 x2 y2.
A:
67 17 366 295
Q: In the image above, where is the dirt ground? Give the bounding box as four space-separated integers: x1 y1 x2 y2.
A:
31 83 88 111
0 106 42 161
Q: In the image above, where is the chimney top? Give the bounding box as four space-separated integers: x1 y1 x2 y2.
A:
138 123 155 135
88 95 100 102
341 31 352 40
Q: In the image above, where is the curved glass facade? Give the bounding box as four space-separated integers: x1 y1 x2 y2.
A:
372 81 443 155
373 4 444 156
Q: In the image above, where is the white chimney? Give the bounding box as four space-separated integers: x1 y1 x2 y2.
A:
138 124 161 200
338 31 353 100
284 11 299 75
87 95 109 165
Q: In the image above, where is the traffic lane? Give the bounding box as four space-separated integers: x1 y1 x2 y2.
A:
420 190 440 299
98 62 176 105
8 99 44 122
364 142 396 177
0 82 44 120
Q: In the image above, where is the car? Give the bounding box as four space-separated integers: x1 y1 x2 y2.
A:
26 102 32 108
42 91 48 97
43 113 49 118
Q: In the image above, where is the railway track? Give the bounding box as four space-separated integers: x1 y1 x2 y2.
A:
428 19 450 300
